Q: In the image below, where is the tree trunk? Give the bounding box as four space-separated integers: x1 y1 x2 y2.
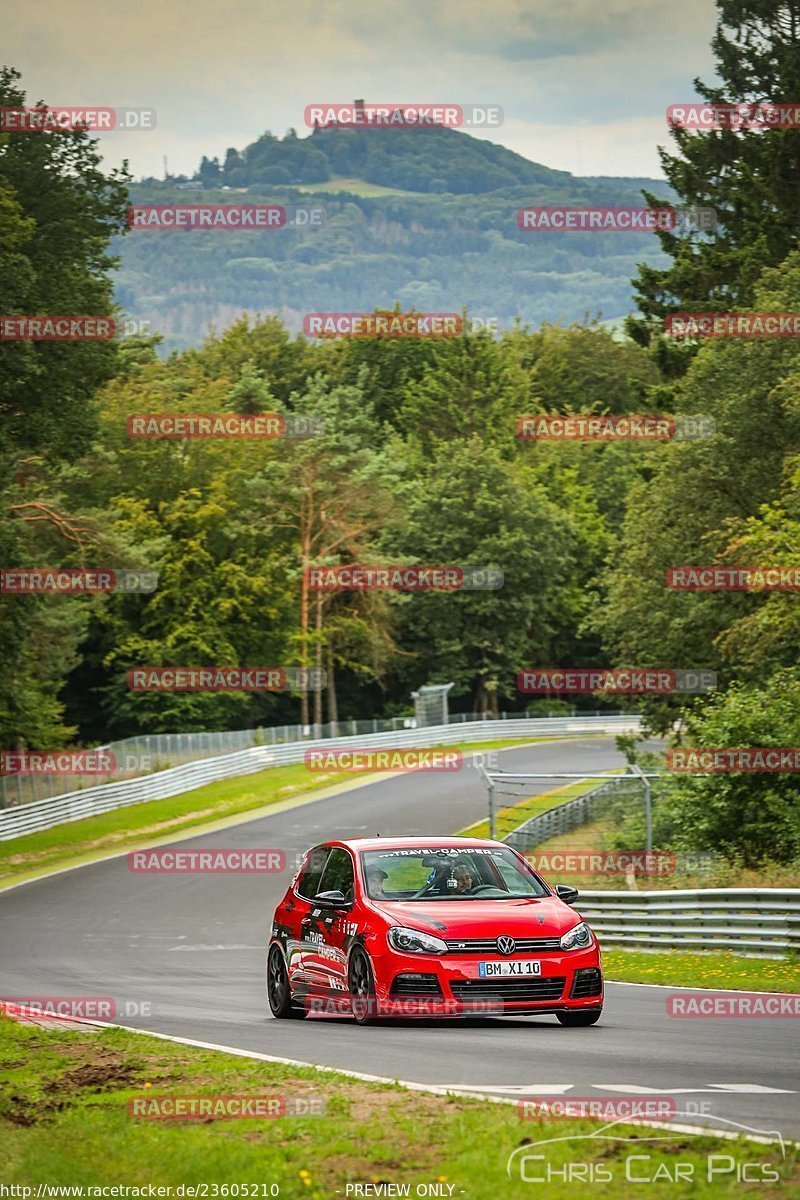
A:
299 502 311 727
313 592 323 731
327 644 338 735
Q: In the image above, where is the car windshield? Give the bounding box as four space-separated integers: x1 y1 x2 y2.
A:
360 846 550 901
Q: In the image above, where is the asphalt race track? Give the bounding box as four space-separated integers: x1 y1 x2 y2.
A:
1 738 796 1143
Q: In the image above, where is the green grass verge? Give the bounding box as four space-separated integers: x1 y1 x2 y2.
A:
0 737 563 888
460 774 613 841
604 949 800 993
524 813 800 891
0 1016 796 1198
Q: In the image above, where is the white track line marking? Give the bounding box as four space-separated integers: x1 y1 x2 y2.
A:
434 1084 574 1094
606 980 799 996
593 1083 795 1095
0 1003 793 1146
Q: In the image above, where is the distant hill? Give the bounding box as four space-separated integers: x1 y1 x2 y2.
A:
183 121 578 195
116 123 674 351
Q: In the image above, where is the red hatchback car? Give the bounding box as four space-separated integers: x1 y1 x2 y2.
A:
267 836 603 1024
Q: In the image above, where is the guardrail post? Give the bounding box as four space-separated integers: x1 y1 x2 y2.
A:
630 763 653 853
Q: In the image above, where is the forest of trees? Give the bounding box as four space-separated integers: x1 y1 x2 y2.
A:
189 123 576 195
120 104 675 351
1 0 800 866
117 174 673 353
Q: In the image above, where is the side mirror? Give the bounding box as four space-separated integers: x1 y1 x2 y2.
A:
312 889 350 910
555 884 579 905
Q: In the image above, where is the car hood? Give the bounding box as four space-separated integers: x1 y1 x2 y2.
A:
370 896 580 938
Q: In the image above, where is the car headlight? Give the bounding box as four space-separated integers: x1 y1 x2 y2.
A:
388 926 449 955
560 921 592 950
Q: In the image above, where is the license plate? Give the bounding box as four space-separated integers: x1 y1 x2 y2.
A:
478 960 541 977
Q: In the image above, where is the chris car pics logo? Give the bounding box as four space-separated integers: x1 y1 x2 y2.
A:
506 1115 787 1184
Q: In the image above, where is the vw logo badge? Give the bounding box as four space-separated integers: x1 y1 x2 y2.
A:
497 935 516 956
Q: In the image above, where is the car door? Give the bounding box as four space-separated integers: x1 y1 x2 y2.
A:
302 846 356 996
288 844 331 989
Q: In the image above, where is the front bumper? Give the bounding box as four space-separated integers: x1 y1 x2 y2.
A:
370 943 603 1018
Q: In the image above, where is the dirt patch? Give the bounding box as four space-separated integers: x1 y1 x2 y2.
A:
47 1061 139 1094
0 1092 67 1126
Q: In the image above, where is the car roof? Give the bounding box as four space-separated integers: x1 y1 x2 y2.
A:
330 836 508 852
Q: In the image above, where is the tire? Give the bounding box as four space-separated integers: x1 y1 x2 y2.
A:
266 944 305 1019
557 1008 602 1027
348 948 379 1025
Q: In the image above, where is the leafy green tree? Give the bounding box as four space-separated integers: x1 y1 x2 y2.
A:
714 452 800 674
397 326 528 455
596 252 800 730
199 156 221 186
630 0 800 343
245 374 399 724
225 360 276 414
384 439 608 714
653 671 800 865
0 65 130 747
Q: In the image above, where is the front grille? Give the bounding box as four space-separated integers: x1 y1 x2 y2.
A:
390 973 443 996
571 968 603 998
444 937 561 954
450 976 566 1003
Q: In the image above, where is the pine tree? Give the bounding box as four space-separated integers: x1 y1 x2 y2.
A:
629 0 800 348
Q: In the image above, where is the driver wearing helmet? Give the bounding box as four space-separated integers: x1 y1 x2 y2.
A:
453 861 477 893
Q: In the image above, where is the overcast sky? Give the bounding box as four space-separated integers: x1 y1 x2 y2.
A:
7 0 719 180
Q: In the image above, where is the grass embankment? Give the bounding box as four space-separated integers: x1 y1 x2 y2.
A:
0 736 562 888
473 780 800 992
603 949 800 993
523 815 800 892
0 1016 795 1199
460 775 604 841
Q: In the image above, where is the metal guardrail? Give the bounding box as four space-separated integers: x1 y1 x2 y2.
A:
502 776 638 851
0 715 641 841
0 708 631 809
576 888 800 956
